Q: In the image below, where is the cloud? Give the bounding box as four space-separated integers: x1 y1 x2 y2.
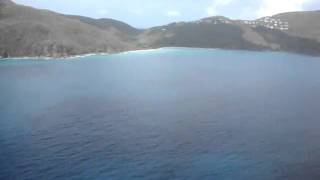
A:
130 9 143 15
206 0 233 16
256 0 314 17
206 7 216 16
166 10 181 17
97 9 108 16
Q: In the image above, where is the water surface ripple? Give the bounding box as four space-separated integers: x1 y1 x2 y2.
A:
1 48 320 180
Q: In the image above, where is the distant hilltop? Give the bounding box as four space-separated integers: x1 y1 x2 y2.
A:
239 17 289 31
1 0 320 58
195 16 289 31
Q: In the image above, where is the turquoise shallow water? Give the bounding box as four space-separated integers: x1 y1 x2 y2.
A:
1 48 320 180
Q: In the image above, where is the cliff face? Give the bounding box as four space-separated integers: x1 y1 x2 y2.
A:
1 0 320 58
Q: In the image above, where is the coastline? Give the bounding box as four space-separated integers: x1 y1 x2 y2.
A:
0 47 318 61
0 52 111 61
0 48 161 60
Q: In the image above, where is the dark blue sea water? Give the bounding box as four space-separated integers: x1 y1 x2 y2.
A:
1 48 320 180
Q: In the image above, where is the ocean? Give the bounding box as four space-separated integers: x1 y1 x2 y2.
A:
1 48 320 180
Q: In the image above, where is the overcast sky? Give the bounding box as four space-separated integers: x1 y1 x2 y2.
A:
13 0 320 28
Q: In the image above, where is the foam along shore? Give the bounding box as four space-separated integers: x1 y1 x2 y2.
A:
0 47 211 60
0 52 111 60
0 48 201 61
0 48 161 60
1 47 318 61
0 47 222 60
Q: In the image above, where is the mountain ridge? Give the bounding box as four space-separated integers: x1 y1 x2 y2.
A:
1 0 320 58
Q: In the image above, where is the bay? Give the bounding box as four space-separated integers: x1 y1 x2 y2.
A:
1 48 320 180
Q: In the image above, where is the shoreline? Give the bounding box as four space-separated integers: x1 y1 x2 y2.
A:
0 47 318 60
0 48 162 60
0 52 111 61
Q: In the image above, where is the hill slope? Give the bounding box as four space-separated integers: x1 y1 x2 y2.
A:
0 0 138 57
65 15 142 36
138 16 320 55
274 11 320 41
